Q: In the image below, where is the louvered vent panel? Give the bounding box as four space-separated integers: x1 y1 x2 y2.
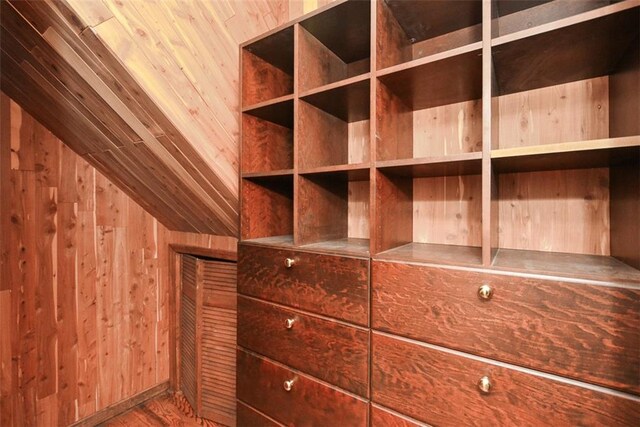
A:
180 255 198 411
201 260 237 426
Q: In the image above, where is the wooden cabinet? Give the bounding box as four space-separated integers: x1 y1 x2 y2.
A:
237 349 369 427
239 0 640 425
372 261 640 394
238 244 370 325
372 332 640 427
238 296 369 396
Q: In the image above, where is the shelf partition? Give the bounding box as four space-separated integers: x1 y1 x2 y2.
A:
239 0 640 275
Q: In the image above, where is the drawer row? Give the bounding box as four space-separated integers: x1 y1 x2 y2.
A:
238 244 640 394
237 333 640 426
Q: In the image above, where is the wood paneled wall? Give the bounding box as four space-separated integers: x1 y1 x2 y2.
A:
1 0 337 236
0 93 237 426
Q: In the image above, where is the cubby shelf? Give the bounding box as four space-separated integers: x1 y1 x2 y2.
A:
492 136 640 173
377 0 482 69
299 74 370 123
492 248 640 285
375 242 482 267
242 27 294 106
242 95 294 127
300 163 370 180
377 153 482 178
298 0 371 92
239 0 640 273
492 2 639 95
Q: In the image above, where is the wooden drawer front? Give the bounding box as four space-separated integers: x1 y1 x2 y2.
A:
237 349 368 427
237 401 283 427
238 244 369 326
372 261 640 394
238 296 369 396
371 404 428 427
372 333 640 427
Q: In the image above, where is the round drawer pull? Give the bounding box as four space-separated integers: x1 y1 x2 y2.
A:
284 257 295 268
285 318 296 329
478 376 491 394
478 284 493 301
283 379 295 392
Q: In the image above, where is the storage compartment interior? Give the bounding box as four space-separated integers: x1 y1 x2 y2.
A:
298 79 370 170
493 0 617 38
375 169 483 266
242 27 294 106
242 99 293 174
298 0 371 92
377 0 482 69
376 47 483 163
489 3 640 280
297 172 370 255
241 176 293 242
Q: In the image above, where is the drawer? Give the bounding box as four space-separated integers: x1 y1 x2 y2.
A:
372 332 640 427
237 349 368 427
238 296 369 396
371 404 427 427
237 401 282 427
238 244 369 326
372 261 640 394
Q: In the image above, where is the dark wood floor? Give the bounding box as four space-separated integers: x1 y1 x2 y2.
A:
100 393 225 426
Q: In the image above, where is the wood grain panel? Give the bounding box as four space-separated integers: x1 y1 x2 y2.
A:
498 168 610 255
413 174 483 247
242 49 294 106
238 244 369 326
0 94 239 425
372 332 640 426
498 77 609 149
242 113 293 174
413 99 483 157
298 100 349 169
237 349 368 427
238 296 369 396
298 24 348 92
372 261 640 394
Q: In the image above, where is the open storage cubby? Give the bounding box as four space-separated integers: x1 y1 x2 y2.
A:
298 0 371 92
298 76 370 171
297 171 370 256
240 0 640 275
376 45 483 165
490 2 640 280
240 176 293 243
375 168 483 266
242 27 294 107
377 0 482 69
493 0 617 38
242 98 293 175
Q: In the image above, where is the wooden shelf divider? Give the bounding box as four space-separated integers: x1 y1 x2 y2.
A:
239 0 640 273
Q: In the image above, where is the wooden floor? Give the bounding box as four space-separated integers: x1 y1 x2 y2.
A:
100 393 225 427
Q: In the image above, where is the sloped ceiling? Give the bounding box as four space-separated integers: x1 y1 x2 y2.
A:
1 0 336 236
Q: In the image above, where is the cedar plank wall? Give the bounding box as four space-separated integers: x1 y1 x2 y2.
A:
2 1 336 425
0 93 236 426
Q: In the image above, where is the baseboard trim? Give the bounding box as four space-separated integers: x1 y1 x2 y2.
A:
71 381 170 427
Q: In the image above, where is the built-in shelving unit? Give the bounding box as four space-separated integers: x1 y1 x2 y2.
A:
240 0 640 281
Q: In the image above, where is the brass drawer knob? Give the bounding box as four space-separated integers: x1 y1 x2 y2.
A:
285 318 295 329
284 257 295 268
283 379 295 392
478 376 491 394
478 284 493 300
